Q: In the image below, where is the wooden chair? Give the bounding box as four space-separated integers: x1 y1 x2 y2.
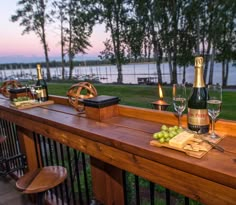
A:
16 166 67 205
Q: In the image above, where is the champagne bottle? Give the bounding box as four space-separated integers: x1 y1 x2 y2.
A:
187 57 209 134
36 64 48 102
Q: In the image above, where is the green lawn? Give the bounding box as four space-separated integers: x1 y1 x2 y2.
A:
48 82 236 121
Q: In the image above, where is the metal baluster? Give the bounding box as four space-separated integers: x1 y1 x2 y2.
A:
82 152 90 204
42 136 49 166
3 120 11 158
185 196 190 205
37 134 45 167
165 188 171 205
66 146 76 204
60 144 70 204
47 138 54 165
7 122 17 155
10 123 22 175
5 121 14 172
122 171 128 205
54 140 65 205
150 182 155 205
10 122 23 174
0 119 6 157
47 138 58 201
135 175 140 205
33 133 41 168
74 150 84 204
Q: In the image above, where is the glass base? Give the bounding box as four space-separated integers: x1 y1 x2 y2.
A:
210 132 220 139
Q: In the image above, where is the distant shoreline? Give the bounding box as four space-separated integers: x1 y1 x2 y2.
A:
0 62 235 86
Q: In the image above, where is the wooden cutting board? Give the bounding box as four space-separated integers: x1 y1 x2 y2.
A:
10 100 54 110
150 135 223 158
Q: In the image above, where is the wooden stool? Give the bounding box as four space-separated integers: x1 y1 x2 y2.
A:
16 166 67 205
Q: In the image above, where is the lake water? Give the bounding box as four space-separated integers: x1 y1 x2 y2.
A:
1 62 236 85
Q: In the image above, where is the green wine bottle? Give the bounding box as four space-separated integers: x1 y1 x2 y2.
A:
36 64 48 102
187 57 209 134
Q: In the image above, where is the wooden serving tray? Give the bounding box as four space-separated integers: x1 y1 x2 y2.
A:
150 135 223 158
10 100 54 110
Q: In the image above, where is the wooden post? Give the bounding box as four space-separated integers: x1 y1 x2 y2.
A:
17 126 41 172
90 157 125 205
84 95 120 121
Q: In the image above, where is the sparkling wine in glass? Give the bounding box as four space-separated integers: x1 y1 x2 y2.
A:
173 84 187 128
207 84 222 139
30 85 37 102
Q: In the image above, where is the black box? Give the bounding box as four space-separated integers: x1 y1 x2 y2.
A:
83 95 120 108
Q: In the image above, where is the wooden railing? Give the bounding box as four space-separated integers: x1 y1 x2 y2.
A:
0 94 236 205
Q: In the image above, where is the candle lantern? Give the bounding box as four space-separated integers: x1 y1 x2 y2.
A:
151 84 170 111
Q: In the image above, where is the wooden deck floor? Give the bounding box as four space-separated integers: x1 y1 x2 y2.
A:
0 176 33 205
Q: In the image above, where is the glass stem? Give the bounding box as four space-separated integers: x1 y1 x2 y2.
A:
178 112 182 128
211 117 215 135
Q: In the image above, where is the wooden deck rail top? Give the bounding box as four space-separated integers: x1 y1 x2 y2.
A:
0 94 236 205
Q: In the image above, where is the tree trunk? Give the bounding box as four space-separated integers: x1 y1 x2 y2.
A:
225 60 229 86
115 36 123 84
222 60 225 86
204 41 211 83
153 44 162 84
167 50 173 84
196 14 200 55
117 63 123 84
68 14 73 80
44 47 51 81
222 60 229 86
68 55 74 80
208 46 216 85
172 55 177 84
182 65 186 84
60 17 65 80
151 31 162 84
172 0 178 84
41 26 51 81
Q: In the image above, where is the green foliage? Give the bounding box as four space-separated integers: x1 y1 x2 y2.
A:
98 39 116 64
11 0 236 85
97 0 132 83
11 0 52 80
51 0 97 79
124 172 202 205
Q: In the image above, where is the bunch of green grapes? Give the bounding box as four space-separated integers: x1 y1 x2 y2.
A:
13 96 30 102
153 125 183 143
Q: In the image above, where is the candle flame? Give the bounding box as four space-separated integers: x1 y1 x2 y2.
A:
173 84 176 98
158 83 164 99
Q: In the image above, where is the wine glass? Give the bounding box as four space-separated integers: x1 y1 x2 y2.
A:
207 84 222 139
173 84 187 128
30 85 37 102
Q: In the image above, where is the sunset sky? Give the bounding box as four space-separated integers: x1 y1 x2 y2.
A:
0 1 107 63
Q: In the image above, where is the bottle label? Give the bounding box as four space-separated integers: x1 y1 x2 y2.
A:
188 108 209 125
41 88 47 98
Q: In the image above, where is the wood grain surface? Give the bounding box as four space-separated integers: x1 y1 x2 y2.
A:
16 166 67 194
1 95 236 204
10 100 54 110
